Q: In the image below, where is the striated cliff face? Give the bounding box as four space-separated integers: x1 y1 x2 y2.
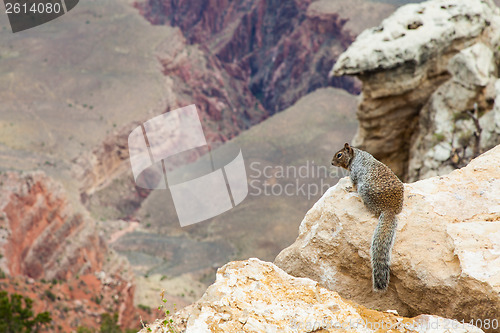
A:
154 29 268 141
331 0 500 181
0 171 104 280
0 171 140 330
135 0 373 114
275 144 500 327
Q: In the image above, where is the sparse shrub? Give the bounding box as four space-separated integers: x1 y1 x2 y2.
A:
157 291 177 333
100 313 121 333
76 326 93 333
91 295 103 305
140 291 178 333
44 290 56 302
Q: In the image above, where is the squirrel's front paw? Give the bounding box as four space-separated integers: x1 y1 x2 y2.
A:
345 185 356 193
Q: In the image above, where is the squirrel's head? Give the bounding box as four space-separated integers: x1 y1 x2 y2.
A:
331 143 354 169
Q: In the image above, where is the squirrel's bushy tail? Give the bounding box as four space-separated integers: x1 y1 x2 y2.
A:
371 211 398 292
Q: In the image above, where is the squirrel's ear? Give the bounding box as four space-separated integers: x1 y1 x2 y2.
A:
344 143 350 149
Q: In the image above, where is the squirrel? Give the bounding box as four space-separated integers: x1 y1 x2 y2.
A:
331 143 404 291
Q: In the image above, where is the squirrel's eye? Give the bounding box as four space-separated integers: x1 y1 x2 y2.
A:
337 153 342 158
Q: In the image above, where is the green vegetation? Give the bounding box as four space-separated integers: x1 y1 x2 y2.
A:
91 295 103 305
138 304 151 314
99 313 121 333
142 291 178 332
76 327 93 333
0 291 52 333
100 313 137 333
156 292 177 333
43 290 56 302
76 312 139 333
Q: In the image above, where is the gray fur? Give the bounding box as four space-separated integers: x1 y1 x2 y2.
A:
333 144 404 291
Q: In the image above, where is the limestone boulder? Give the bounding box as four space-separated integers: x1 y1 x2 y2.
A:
141 259 484 333
275 145 500 328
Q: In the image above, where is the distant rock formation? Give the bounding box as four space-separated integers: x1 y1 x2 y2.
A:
0 171 138 329
0 171 102 280
275 144 500 326
141 259 484 333
331 0 500 181
135 0 399 115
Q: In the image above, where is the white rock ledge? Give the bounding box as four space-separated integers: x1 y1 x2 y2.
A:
331 0 498 75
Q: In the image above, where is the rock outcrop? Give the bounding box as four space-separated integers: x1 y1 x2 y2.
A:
331 0 500 181
275 145 500 327
72 123 139 198
141 259 484 333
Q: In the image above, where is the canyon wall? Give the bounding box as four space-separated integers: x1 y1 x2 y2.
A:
0 171 103 280
137 1 500 332
136 0 390 115
70 0 396 199
0 171 140 330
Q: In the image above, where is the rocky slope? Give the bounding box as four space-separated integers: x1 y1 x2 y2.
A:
76 0 402 309
331 0 500 181
135 1 500 331
137 141 500 333
0 171 142 330
275 144 500 328
0 0 366 326
141 259 484 333
0 172 103 281
3 0 478 330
